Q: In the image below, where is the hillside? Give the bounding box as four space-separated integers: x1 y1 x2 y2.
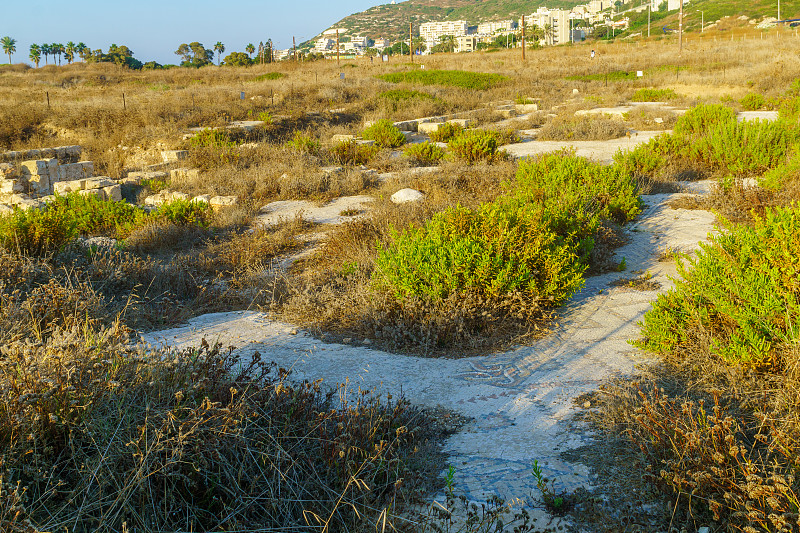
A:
303 0 584 46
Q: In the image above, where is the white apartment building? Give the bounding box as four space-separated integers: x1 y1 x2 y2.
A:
477 20 516 35
312 38 335 53
455 35 478 53
419 20 468 50
350 35 368 48
521 9 572 46
651 0 686 10
588 0 610 14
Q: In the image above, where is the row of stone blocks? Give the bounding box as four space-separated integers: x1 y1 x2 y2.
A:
0 145 82 164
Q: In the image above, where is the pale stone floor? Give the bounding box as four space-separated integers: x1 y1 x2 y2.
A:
142 182 717 527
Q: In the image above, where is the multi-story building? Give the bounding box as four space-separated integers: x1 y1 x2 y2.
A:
651 0 685 10
455 35 478 52
477 20 516 35
419 20 468 50
312 38 335 53
374 38 391 50
521 9 572 46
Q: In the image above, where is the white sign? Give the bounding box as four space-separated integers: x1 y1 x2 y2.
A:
637 71 643 77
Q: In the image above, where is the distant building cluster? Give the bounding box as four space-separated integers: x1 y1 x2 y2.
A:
298 0 660 60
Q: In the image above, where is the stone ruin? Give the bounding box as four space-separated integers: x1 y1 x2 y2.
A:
0 146 121 212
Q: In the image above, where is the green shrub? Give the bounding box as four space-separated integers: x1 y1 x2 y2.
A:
286 130 321 155
327 139 378 166
631 88 678 102
613 141 668 177
403 141 446 165
637 206 800 369
448 129 505 163
565 70 638 82
739 92 766 111
377 69 507 90
47 193 145 236
189 128 236 149
362 119 406 149
373 202 586 307
673 104 737 137
154 199 213 227
428 122 464 142
0 206 77 256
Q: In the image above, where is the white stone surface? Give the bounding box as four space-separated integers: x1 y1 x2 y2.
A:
390 188 425 204
255 195 374 227
503 130 669 164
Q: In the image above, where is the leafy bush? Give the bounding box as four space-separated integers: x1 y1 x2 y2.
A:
373 202 586 308
362 119 406 148
47 192 145 235
403 141 446 165
637 206 800 368
428 122 464 142
253 72 285 81
327 139 378 166
286 130 321 155
565 70 638 82
673 103 737 137
189 128 236 149
374 151 642 310
739 92 766 111
631 88 678 102
448 129 505 163
153 199 213 227
0 206 77 256
377 69 507 90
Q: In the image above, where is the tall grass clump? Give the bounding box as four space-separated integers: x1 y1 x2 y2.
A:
428 122 464 143
630 88 678 102
327 139 378 166
0 330 440 532
447 129 506 163
286 130 321 155
47 193 145 235
362 119 406 148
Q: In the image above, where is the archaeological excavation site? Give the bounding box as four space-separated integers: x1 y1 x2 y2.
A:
1 12 800 532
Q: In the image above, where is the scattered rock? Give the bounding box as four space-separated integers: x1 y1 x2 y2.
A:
161 150 188 163
583 401 591 409
209 195 238 208
572 88 580 95
331 134 356 144
391 188 425 204
418 122 444 135
191 194 211 204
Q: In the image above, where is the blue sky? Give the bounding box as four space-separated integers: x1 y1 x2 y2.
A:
0 0 393 65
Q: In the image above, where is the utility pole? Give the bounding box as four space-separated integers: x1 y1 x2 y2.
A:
779 0 781 22
521 15 526 60
293 36 296 61
409 21 413 62
678 0 684 54
336 29 340 66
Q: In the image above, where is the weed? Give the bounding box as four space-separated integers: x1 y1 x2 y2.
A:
404 141 446 166
286 130 321 156
538 114 628 141
0 206 77 257
252 72 285 81
362 119 406 149
739 92 766 111
327 139 379 166
531 460 571 515
447 130 506 163
428 122 465 143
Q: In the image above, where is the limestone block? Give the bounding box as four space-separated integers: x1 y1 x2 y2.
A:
161 150 188 163
498 109 518 119
20 159 53 177
28 174 51 196
0 179 23 194
166 191 190 202
355 139 375 147
57 161 94 182
53 180 83 195
393 120 418 132
25 149 41 160
192 194 211 204
390 188 424 204
6 193 29 205
514 103 539 113
363 120 376 129
102 185 123 202
0 204 12 216
320 166 344 177
16 198 44 210
447 118 473 128
169 168 200 182
418 122 444 135
79 188 104 199
209 195 238 208
40 148 56 159
1 151 20 162
83 177 116 190
125 170 168 186
0 163 15 179
39 195 56 204
144 194 165 207
400 131 415 141
331 134 356 144
63 145 83 160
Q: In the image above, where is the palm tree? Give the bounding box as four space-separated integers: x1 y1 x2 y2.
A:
52 43 64 65
1 36 16 64
40 43 50 64
214 41 225 65
29 44 41 67
245 43 255 58
65 41 76 64
76 42 89 62
439 34 456 53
